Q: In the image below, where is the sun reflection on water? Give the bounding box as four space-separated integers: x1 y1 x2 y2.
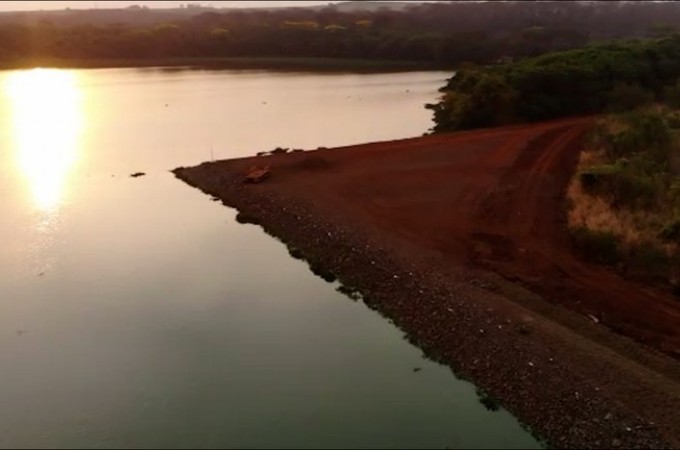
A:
5 69 83 212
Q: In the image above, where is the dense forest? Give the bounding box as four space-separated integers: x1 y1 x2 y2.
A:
427 35 680 131
1 1 680 66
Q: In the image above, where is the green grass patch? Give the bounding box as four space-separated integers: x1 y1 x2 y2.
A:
578 161 657 208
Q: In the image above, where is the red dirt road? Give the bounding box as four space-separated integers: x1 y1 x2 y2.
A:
217 117 680 356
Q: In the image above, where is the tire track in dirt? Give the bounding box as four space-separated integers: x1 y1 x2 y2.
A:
469 121 680 354
182 116 680 355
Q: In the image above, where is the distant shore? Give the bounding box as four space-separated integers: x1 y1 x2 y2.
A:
173 124 680 449
0 57 454 73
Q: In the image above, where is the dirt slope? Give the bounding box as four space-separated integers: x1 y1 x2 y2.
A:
174 117 680 447
197 117 680 356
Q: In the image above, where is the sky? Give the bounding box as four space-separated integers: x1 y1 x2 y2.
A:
0 1 338 11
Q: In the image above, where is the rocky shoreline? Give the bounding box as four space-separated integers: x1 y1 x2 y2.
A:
174 159 680 449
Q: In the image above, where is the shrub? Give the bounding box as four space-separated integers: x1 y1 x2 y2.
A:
578 164 617 191
571 226 622 265
669 178 680 210
659 218 680 243
624 242 670 281
663 78 680 108
671 283 680 297
599 110 673 161
427 69 517 131
626 110 674 159
426 91 470 132
668 112 680 128
578 162 657 208
607 82 654 113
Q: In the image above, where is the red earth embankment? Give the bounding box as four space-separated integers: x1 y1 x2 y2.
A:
174 117 680 448
205 117 680 355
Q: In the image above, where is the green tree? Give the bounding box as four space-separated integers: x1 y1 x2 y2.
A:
607 82 654 112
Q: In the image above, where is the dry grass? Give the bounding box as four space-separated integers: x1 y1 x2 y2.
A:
567 109 680 288
567 150 676 254
604 117 630 135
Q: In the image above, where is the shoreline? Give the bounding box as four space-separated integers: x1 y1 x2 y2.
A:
0 57 453 73
173 136 680 448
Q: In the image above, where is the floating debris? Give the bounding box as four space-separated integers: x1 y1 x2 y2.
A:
130 172 146 178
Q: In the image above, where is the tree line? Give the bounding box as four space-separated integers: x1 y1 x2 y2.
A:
1 1 680 65
427 35 680 132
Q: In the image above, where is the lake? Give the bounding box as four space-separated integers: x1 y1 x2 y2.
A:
0 67 541 449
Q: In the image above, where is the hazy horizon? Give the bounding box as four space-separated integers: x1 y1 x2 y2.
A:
0 1 336 12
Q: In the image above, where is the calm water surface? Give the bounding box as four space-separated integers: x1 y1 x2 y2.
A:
0 67 541 449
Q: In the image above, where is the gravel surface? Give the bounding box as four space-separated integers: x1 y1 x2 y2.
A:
173 161 680 449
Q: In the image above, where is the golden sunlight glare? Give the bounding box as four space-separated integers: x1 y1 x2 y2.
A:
5 69 83 211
